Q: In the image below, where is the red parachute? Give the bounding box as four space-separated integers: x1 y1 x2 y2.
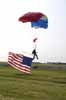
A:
19 12 44 23
18 12 48 60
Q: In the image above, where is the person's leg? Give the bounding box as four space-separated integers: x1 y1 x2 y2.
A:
35 54 38 59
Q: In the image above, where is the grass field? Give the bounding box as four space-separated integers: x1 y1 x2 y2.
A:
0 65 66 100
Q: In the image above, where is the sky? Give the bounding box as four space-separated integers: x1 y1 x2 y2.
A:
0 0 66 63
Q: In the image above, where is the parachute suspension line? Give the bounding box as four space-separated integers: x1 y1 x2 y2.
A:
32 27 38 50
33 37 38 50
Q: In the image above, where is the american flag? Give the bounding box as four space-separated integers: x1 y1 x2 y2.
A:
8 52 33 74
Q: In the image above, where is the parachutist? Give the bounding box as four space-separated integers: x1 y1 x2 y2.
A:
32 49 38 60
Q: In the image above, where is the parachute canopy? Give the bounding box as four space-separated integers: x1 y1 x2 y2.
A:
31 18 48 29
19 12 44 22
19 12 48 29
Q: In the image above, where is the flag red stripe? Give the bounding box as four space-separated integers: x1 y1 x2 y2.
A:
8 62 31 74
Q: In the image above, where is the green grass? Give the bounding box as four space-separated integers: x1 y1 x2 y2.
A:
0 66 66 100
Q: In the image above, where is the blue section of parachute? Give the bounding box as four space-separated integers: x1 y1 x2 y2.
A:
31 19 48 29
